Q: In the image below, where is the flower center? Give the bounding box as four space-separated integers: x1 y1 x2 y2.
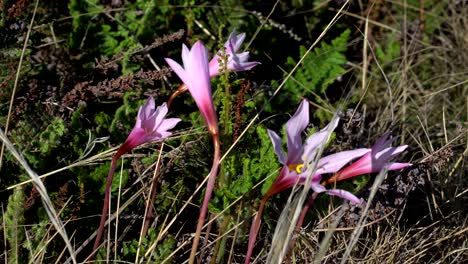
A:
288 164 304 173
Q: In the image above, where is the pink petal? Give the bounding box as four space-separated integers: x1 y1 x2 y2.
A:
267 129 286 164
301 117 339 163
166 41 218 134
152 103 169 130
226 32 245 51
387 162 412 170
326 189 361 204
120 128 147 153
285 99 309 164
157 118 182 133
165 58 188 85
316 148 371 175
303 174 326 192
375 145 408 160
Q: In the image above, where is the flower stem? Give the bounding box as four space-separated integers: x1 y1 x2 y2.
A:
189 133 221 264
285 192 317 263
167 84 188 108
92 154 119 258
245 195 270 264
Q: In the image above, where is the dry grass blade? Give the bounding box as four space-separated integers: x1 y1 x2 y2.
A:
0 129 77 263
0 0 39 170
339 168 388 263
267 116 340 263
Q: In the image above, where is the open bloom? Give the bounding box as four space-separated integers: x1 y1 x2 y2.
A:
266 100 368 204
117 97 181 157
323 132 412 185
94 96 180 254
165 41 218 135
208 31 260 77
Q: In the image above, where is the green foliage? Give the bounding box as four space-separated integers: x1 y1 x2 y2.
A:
5 187 26 262
39 118 66 153
67 0 186 73
9 118 67 169
392 0 447 35
376 32 401 66
87 162 129 195
203 0 251 37
109 91 143 141
121 229 175 262
217 48 235 137
26 220 48 259
211 126 279 213
283 29 350 100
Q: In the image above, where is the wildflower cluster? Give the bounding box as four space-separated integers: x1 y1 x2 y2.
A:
93 31 411 264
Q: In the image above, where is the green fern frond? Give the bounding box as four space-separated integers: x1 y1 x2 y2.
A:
284 29 350 100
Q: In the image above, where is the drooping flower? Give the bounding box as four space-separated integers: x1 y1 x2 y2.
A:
117 97 181 157
265 99 368 203
208 31 260 77
165 41 218 136
93 96 180 255
323 132 412 185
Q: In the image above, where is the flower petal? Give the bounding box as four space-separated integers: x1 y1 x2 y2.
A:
316 148 370 175
326 189 361 204
267 129 286 164
157 118 182 133
165 58 188 85
285 99 309 164
149 102 167 130
375 145 408 161
302 117 339 163
166 41 218 134
387 162 412 170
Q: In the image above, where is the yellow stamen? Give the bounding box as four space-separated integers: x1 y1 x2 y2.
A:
288 164 304 173
296 164 304 173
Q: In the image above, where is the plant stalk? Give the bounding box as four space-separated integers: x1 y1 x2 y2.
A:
92 154 119 258
244 195 270 264
189 134 221 264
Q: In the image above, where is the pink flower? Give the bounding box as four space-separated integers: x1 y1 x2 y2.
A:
117 97 181 157
94 96 180 254
165 41 219 135
266 100 367 204
208 32 260 77
324 132 412 185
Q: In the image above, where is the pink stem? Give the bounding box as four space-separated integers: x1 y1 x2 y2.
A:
285 193 317 263
189 134 221 264
167 84 188 109
244 195 270 264
91 153 120 257
296 192 317 231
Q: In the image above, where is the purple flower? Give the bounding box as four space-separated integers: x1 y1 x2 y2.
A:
165 41 219 136
118 97 181 156
266 99 368 204
324 132 412 185
208 32 260 77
